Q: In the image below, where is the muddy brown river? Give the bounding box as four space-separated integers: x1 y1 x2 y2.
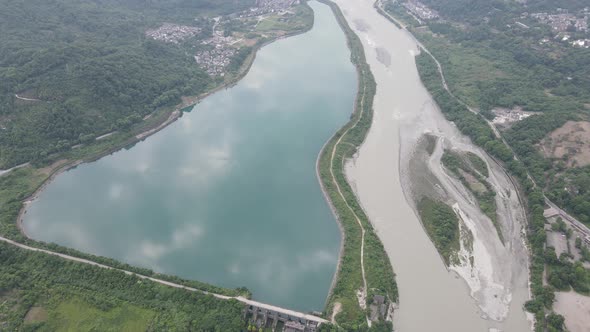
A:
335 0 532 331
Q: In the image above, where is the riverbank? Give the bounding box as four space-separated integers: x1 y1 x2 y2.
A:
316 0 397 328
374 1 543 330
336 0 533 330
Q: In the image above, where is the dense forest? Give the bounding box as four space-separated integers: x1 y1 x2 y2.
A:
0 242 246 330
0 0 254 168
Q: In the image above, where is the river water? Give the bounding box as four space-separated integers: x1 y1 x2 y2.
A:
336 0 531 331
22 1 354 312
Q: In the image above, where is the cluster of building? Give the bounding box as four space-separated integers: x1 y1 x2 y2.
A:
245 0 300 16
491 107 534 129
529 10 588 33
402 0 439 21
145 23 201 44
571 38 590 48
147 0 303 77
540 29 590 49
194 47 236 76
243 304 321 332
256 0 299 9
194 16 244 77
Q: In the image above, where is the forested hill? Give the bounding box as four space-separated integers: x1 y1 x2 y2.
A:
416 0 589 21
0 0 253 168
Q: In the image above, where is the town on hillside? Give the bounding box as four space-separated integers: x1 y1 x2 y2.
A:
145 0 302 77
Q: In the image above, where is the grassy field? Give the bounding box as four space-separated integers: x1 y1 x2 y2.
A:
256 5 313 32
32 297 154 332
412 29 511 108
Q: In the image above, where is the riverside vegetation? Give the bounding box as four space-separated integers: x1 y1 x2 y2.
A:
316 1 397 331
0 0 323 330
417 198 460 266
383 0 590 330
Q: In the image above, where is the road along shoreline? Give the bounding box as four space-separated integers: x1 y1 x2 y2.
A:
8 4 317 303
316 0 398 326
0 235 328 326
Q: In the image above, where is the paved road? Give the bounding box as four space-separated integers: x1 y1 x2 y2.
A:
0 235 328 325
15 94 41 102
0 163 29 177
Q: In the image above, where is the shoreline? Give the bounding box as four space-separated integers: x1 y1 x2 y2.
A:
316 0 398 324
315 0 364 310
315 122 346 310
14 13 314 250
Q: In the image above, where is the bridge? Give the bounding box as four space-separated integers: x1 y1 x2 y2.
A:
0 236 328 330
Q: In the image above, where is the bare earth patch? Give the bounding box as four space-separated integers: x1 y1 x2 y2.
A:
458 169 487 194
331 302 342 323
38 159 69 175
539 121 590 168
491 107 535 129
24 306 48 324
553 291 590 332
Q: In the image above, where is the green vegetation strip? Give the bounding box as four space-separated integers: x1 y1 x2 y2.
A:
417 198 460 266
317 1 397 330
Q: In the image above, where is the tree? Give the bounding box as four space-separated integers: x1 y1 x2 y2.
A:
546 313 565 331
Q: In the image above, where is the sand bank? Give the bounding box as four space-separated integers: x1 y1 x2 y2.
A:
334 0 531 330
554 291 590 332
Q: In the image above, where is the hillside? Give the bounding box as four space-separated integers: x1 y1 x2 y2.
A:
0 0 253 168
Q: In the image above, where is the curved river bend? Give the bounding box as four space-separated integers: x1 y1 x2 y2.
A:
335 0 531 331
22 1 354 312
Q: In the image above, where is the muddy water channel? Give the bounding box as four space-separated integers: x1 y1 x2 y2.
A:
21 2 354 312
334 0 532 331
